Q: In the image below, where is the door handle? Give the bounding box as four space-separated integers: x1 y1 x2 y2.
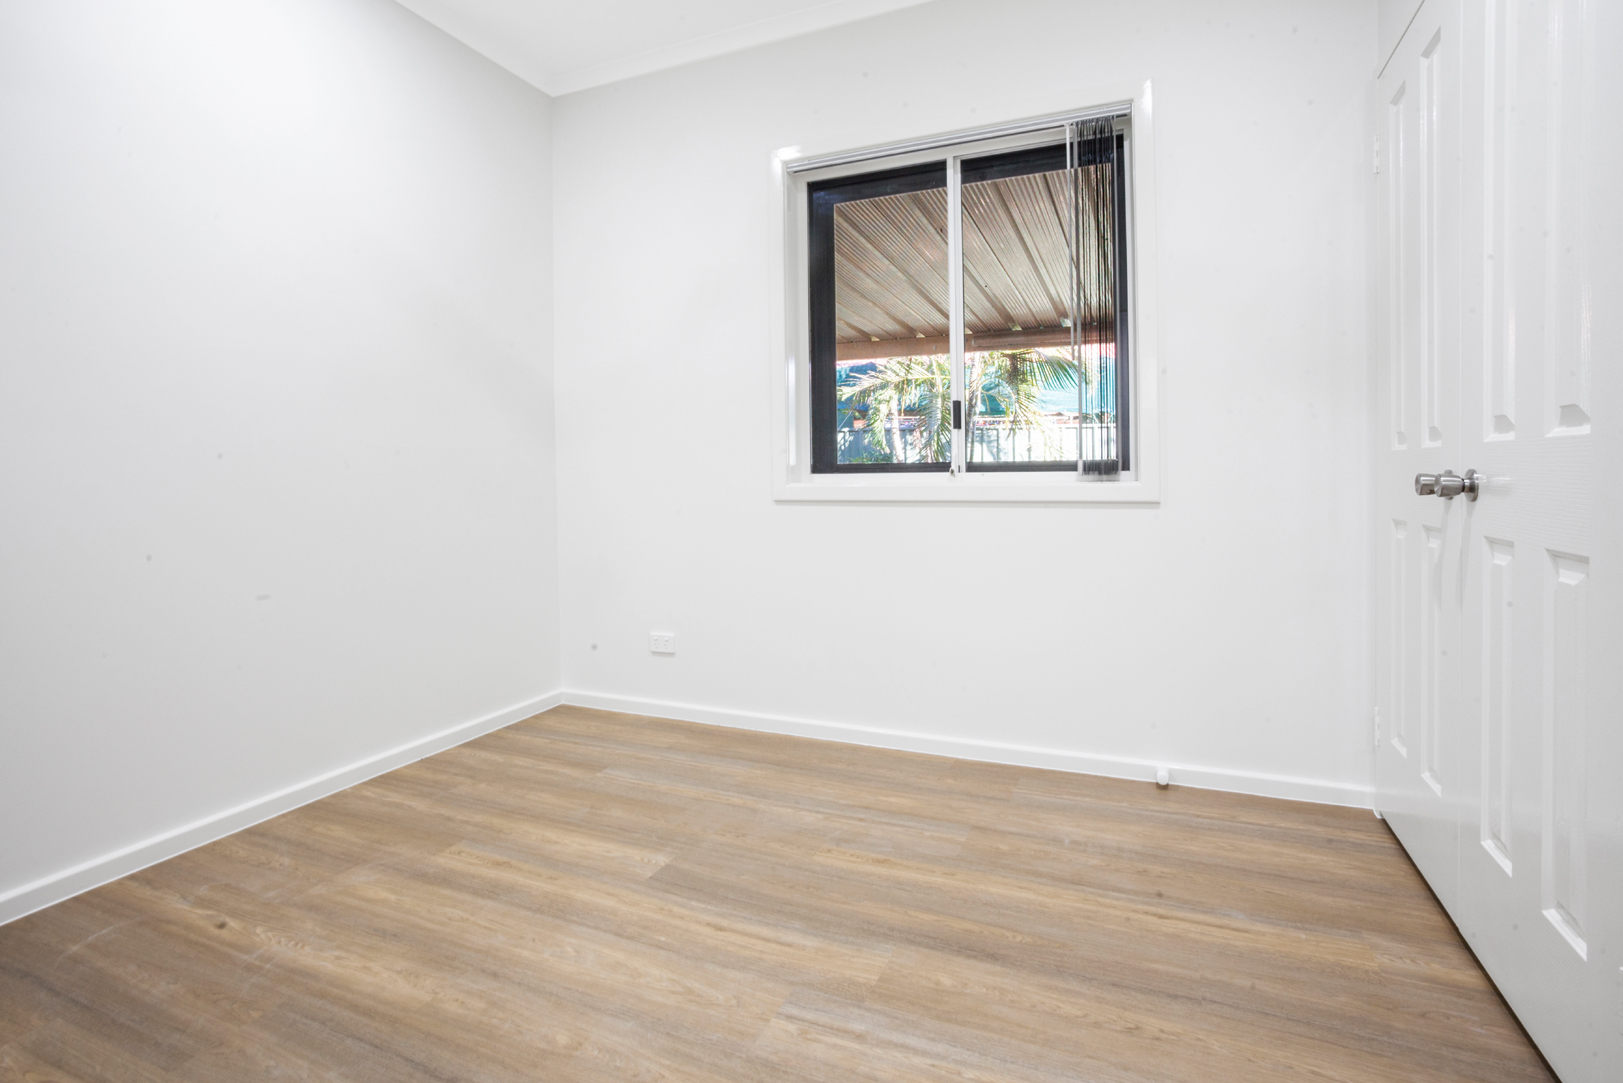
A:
1414 469 1481 501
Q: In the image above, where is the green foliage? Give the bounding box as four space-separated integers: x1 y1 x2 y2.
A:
838 354 953 462
838 348 1085 462
843 444 895 464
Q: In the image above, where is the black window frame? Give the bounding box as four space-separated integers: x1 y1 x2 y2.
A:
807 130 1132 476
808 161 950 474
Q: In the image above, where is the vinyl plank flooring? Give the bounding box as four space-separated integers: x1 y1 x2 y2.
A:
0 705 1554 1082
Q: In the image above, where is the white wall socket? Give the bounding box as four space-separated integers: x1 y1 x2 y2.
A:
649 632 676 655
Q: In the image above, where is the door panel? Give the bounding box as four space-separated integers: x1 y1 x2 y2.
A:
1480 535 1514 873
1375 1 1620 1078
1544 551 1589 954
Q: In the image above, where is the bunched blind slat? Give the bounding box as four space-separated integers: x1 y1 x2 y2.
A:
1068 118 1122 477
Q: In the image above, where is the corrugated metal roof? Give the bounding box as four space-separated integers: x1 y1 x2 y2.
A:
833 164 1113 361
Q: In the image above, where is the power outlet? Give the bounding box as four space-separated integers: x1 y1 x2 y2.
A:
649 632 676 655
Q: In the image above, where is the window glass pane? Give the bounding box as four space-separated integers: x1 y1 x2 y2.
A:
959 142 1099 470
810 164 951 471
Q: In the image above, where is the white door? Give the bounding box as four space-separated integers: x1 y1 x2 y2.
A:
1375 0 1465 918
1374 2 1621 1080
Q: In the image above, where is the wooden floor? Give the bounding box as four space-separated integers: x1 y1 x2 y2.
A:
1 706 1552 1083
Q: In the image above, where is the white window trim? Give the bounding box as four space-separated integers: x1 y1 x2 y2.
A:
766 80 1162 505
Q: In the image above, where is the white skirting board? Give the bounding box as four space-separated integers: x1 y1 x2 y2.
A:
2 687 1373 927
0 691 564 928
563 690 1376 810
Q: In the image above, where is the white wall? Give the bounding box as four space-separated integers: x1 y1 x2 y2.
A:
0 0 559 919
553 0 1377 802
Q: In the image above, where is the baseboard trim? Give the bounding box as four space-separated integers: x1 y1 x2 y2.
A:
0 690 563 928
2 687 1372 927
562 690 1374 809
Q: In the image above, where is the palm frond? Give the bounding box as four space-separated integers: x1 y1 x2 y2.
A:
839 354 953 462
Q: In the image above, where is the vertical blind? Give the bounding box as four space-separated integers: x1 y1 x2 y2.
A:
1068 117 1123 477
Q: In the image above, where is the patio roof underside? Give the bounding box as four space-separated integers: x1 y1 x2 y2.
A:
833 167 1115 363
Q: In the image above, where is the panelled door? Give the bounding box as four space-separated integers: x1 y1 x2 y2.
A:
1374 1 1621 1080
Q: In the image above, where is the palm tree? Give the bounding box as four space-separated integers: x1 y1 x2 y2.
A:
838 354 953 463
963 349 1083 462
838 348 1084 463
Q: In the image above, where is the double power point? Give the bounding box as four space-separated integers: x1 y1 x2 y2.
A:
649 632 677 655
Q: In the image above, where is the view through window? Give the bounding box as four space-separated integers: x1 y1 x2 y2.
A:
807 118 1127 476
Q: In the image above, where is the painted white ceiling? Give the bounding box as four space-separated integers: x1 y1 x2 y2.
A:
392 0 935 96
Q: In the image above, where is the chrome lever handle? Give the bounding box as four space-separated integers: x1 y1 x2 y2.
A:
1414 469 1481 501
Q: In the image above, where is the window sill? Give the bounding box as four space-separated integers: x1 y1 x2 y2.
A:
772 471 1158 504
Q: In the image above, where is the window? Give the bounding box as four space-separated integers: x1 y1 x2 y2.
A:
770 92 1160 504
807 118 1129 477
